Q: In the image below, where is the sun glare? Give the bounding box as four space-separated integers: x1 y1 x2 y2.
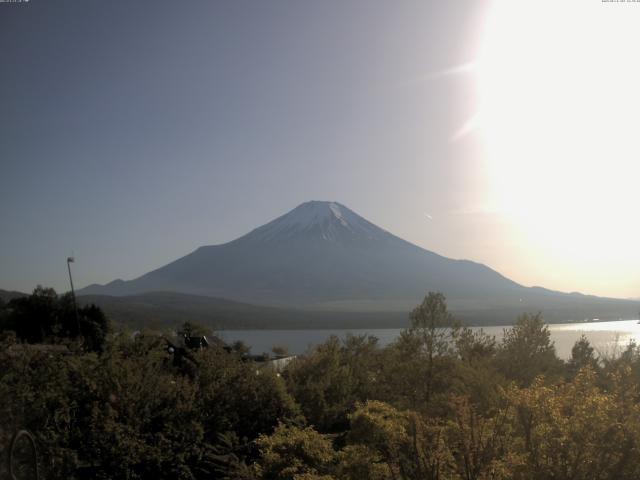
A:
476 0 640 290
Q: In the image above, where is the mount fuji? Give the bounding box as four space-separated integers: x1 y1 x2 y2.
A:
78 201 639 324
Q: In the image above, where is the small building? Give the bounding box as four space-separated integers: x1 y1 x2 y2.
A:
259 354 297 372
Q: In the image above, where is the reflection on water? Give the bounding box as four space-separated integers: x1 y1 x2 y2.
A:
547 320 640 359
219 319 640 360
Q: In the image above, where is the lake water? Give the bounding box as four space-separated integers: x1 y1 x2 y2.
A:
219 319 640 360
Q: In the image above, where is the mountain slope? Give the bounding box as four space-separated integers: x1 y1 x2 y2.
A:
78 201 640 321
78 201 522 305
0 289 28 303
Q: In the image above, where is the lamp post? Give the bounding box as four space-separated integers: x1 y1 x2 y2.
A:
67 257 80 336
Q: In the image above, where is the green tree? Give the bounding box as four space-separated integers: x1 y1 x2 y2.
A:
6 286 59 342
2 287 110 352
284 334 380 432
178 321 210 338
336 444 391 480
495 313 562 385
346 400 454 480
272 345 289 357
446 396 521 480
407 292 459 403
254 423 336 480
196 347 303 443
502 368 640 479
346 401 410 478
567 335 598 377
455 327 497 364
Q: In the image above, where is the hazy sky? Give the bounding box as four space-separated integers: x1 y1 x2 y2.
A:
1 0 639 299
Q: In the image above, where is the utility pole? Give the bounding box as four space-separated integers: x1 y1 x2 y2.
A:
67 257 80 336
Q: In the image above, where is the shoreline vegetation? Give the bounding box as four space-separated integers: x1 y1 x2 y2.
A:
3 288 637 331
4 289 640 478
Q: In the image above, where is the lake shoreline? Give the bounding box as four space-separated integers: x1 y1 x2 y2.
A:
215 316 636 331
217 319 640 360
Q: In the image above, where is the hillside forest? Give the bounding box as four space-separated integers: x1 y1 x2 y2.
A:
2 288 640 479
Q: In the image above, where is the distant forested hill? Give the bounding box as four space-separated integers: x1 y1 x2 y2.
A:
0 289 28 302
2 286 636 330
79 290 639 330
77 291 410 330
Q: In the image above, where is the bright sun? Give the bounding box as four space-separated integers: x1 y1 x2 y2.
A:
474 0 640 294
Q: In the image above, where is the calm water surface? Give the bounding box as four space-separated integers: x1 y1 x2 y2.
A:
219 320 640 360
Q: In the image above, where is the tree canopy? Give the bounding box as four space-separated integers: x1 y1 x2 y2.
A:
2 290 640 479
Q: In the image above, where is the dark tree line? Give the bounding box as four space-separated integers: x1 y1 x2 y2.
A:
0 286 109 352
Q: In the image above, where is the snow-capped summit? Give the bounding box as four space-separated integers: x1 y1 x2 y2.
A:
262 201 351 231
242 201 389 243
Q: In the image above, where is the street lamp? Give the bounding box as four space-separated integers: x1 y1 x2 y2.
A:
67 257 80 336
